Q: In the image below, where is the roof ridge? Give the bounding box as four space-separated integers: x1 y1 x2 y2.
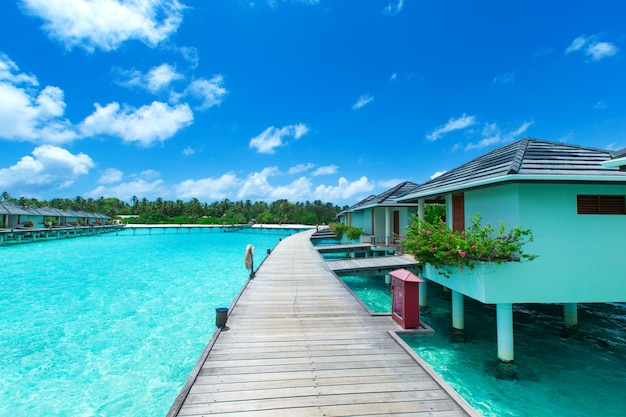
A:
508 137 530 174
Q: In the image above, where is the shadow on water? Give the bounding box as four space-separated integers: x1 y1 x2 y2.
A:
401 284 626 417
335 273 626 417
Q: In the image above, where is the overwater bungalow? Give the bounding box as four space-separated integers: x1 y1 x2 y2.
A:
398 137 626 362
0 201 116 245
338 181 422 247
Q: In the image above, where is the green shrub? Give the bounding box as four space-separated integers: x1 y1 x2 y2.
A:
345 226 363 241
329 222 346 239
170 215 191 224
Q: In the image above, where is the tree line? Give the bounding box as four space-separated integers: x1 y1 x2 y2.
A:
1 192 347 225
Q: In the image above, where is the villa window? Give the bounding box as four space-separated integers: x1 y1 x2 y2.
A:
577 195 626 215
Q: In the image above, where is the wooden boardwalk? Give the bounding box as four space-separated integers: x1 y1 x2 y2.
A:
168 230 479 417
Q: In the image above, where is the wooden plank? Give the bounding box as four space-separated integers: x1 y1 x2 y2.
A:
168 230 479 417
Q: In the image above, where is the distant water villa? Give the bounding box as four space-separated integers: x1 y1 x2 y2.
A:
0 201 119 246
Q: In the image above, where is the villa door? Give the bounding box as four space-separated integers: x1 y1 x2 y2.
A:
393 210 400 237
452 193 464 231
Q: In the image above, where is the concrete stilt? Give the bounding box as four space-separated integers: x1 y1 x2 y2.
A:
452 290 464 330
384 274 391 285
564 303 578 329
496 303 514 363
419 281 428 308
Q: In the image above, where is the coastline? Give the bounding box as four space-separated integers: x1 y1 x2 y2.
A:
122 223 317 229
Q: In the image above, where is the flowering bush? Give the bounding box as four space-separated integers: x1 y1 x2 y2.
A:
404 213 537 277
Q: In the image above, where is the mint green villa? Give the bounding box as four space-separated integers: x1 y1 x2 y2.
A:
337 181 420 246
398 138 626 362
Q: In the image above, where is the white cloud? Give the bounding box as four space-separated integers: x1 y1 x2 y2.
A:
112 64 184 94
268 177 312 201
114 64 183 93
492 71 516 85
183 76 228 110
288 163 315 174
565 36 587 54
431 170 446 179
352 94 374 110
98 168 124 184
174 173 241 200
464 121 533 151
0 145 94 191
313 176 375 201
166 166 371 204
22 0 186 52
86 179 167 200
426 113 476 141
236 167 281 199
0 53 200 146
114 66 227 110
312 165 338 176
0 53 38 85
249 123 309 154
80 101 193 146
147 64 183 93
565 35 619 61
236 169 313 202
594 101 607 110
182 147 196 156
383 0 404 15
0 54 79 144
267 0 320 6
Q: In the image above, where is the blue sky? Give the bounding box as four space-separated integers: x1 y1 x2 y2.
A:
0 0 625 206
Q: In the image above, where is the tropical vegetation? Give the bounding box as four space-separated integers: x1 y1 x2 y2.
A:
329 222 363 241
1 192 345 226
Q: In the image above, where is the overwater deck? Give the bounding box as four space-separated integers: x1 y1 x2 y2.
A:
326 254 419 275
168 230 478 417
0 224 124 245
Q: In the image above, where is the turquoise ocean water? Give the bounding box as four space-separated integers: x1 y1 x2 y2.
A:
341 274 626 417
0 227 301 417
5 231 626 417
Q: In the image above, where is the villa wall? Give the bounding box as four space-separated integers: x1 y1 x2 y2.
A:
429 182 626 304
365 206 418 239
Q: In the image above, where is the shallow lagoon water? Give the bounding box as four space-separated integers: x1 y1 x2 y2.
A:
0 227 300 417
341 275 626 417
5 231 625 417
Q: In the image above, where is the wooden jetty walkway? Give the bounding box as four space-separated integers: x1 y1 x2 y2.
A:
168 230 479 417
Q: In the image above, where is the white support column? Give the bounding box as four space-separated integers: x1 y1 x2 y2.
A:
419 281 428 308
385 274 391 285
564 303 578 329
452 290 464 331
385 207 391 244
418 199 425 220
496 303 514 363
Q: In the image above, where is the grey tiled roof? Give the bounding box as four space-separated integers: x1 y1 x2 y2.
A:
340 181 421 214
359 181 420 208
0 201 110 219
400 138 626 200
